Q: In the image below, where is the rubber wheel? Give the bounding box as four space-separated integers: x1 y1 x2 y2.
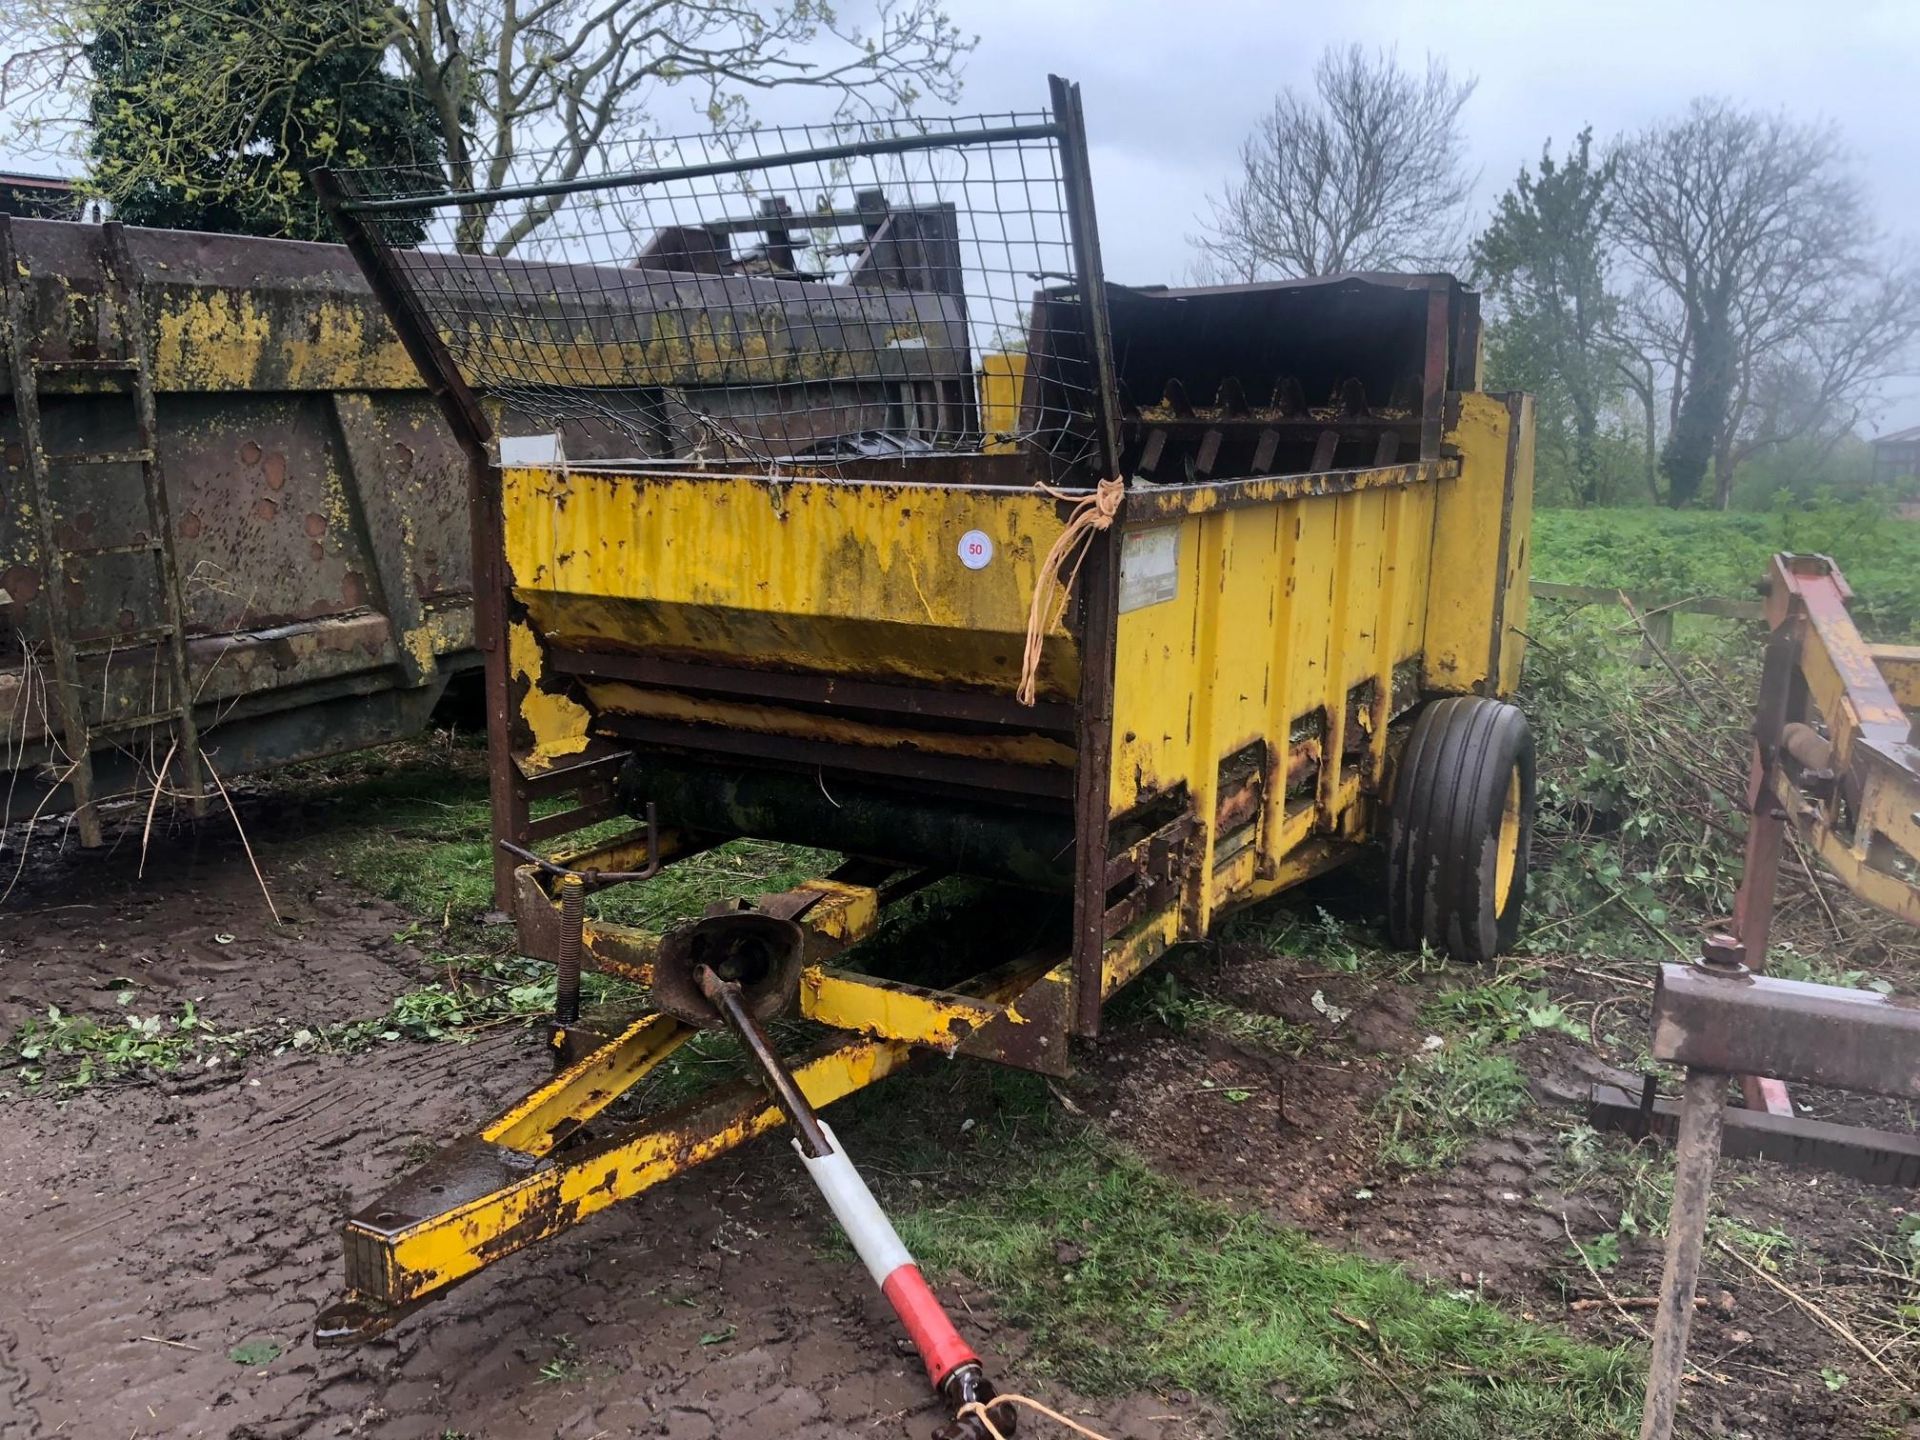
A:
1386 695 1535 963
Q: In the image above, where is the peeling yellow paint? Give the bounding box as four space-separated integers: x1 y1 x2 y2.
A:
508 620 590 764
148 291 419 391
399 623 438 675
502 465 1083 700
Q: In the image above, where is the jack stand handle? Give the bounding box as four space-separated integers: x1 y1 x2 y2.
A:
691 964 1012 1437
499 801 663 884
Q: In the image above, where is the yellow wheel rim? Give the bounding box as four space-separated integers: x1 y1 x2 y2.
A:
1494 768 1522 912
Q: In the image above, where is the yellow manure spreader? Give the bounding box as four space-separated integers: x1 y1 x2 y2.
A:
313 74 1535 1431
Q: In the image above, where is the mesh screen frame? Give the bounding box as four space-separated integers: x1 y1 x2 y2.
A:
319 102 1117 485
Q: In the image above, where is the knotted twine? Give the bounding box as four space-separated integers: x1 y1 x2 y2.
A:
1016 476 1126 707
958 1392 1118 1440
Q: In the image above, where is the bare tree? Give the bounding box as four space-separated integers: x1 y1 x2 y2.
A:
1605 281 1686 503
1192 46 1476 280
396 0 971 254
1611 101 1920 506
1 0 971 254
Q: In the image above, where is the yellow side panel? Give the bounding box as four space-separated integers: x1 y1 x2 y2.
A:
1108 519 1205 810
1498 397 1537 694
1422 392 1532 697
501 465 1081 699
1108 477 1444 933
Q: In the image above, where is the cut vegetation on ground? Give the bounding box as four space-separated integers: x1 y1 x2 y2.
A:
2 513 1917 1437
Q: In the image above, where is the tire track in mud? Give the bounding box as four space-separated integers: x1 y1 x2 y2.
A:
0 1037 524 1439
0 828 1209 1440
0 1034 1000 1440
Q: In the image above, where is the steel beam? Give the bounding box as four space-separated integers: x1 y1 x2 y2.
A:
1588 1082 1920 1188
1652 961 1920 1103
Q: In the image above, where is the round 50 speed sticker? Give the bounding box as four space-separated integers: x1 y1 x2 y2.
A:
957 529 994 570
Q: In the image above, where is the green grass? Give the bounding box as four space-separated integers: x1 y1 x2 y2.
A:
1531 500 1920 638
585 838 838 931
1120 971 1314 1057
1377 1048 1532 1171
896 1134 1638 1437
536 1334 586 1384
284 745 832 936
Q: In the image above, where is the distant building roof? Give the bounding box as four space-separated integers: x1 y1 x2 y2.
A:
1872 425 1920 448
0 171 73 191
0 171 82 219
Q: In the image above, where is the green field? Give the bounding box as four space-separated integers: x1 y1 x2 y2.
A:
1530 500 1920 638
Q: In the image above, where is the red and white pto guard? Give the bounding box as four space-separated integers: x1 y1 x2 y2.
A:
689 959 1010 1439
797 1122 1004 1434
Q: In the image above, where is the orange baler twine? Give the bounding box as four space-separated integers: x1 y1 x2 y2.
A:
1016 476 1126 707
958 1392 1118 1440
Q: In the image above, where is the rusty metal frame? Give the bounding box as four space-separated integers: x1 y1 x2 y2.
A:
509 828 1074 1073
0 215 219 841
1045 74 1130 1039
310 167 529 909
98 220 208 816
1726 553 1920 1114
1650 958 1920 1095
1637 955 1920 1439
1588 1082 1920 1188
317 845 1074 1337
317 79 1125 918
0 212 102 842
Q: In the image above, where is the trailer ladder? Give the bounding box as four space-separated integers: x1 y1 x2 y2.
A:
0 215 205 844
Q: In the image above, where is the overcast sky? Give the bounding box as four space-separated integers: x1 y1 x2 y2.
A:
941 0 1920 433
7 0 1917 428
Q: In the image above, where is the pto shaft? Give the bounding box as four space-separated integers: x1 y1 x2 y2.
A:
692 964 1010 1438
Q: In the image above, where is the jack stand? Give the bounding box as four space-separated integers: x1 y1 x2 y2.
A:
692 961 1013 1439
502 826 662 1070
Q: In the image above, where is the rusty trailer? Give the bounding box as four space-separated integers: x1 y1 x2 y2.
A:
0 215 490 838
1591 552 1920 1170
0 213 965 837
309 76 1538 1421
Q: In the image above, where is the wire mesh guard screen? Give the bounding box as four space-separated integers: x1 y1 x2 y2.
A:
327 114 1102 480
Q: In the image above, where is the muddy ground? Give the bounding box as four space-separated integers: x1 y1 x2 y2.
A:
0 811 1204 1440
0 792 1914 1438
1089 939 1919 1439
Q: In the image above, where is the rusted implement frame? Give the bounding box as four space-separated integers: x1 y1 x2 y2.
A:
1725 553 1920 1114
1638 950 1920 1440
1051 73 1126 1038
313 72 1524 1356
317 850 1078 1339
1587 1081 1920 1188
0 214 500 827
308 164 527 893
0 214 208 839
0 213 100 839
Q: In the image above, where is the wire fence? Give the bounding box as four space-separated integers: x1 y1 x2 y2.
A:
329 114 1101 478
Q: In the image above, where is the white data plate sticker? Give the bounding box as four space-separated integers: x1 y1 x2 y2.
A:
1118 526 1180 612
957 529 994 570
498 432 566 466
